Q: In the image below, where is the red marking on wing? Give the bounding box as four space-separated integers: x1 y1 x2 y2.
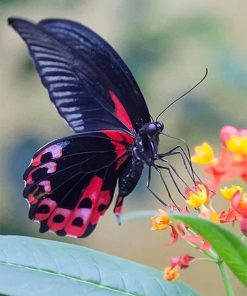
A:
26 162 57 184
90 189 111 224
109 90 134 132
114 196 124 216
102 130 134 170
27 194 38 205
35 198 57 221
47 208 71 232
32 144 63 166
42 176 111 237
65 176 104 237
27 181 51 205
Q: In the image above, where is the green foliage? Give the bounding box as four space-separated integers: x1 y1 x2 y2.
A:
0 235 200 296
173 215 247 287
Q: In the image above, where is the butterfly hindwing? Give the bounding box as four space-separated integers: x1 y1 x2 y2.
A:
8 18 151 132
24 131 134 237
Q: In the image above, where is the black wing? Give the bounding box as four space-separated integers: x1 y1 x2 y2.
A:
8 17 150 132
23 130 134 237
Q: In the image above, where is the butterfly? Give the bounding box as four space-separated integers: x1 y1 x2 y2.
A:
9 17 192 238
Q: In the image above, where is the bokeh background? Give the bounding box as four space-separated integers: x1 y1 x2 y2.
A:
1 0 246 295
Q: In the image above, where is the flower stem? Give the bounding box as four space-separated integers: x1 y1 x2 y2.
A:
218 259 234 296
194 257 217 263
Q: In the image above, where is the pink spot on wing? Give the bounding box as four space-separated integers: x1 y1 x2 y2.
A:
109 90 134 132
26 162 57 184
35 198 57 221
32 144 63 166
39 180 51 192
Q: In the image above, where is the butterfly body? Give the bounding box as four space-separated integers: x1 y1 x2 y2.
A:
9 17 164 237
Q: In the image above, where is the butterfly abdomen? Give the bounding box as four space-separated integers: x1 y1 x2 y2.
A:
114 157 144 216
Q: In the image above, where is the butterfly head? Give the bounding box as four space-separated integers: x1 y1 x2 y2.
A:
139 121 164 136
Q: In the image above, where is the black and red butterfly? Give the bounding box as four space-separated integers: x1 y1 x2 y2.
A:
9 17 194 238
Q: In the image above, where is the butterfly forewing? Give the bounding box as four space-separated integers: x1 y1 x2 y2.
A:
24 131 133 237
8 18 150 132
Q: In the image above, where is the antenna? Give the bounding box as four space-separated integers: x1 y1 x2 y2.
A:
156 68 208 121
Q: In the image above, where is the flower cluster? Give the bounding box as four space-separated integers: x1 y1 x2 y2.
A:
192 125 247 233
195 125 247 190
164 254 194 281
152 125 247 281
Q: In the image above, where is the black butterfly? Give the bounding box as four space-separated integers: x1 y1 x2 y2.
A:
9 17 194 238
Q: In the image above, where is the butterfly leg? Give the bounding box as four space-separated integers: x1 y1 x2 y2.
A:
153 164 179 207
156 162 186 199
158 145 196 183
146 165 167 206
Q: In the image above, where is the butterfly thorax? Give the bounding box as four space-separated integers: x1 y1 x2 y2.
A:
132 121 164 166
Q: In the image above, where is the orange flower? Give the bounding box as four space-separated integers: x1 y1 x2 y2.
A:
151 209 172 230
164 265 180 281
191 126 247 191
205 147 247 191
218 208 238 223
164 254 194 282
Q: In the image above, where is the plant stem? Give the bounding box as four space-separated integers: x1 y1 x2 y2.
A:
218 260 234 296
194 257 217 263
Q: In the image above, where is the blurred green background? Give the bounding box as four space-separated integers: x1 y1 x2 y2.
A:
0 0 246 295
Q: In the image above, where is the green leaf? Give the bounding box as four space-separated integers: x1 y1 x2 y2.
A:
172 215 247 286
0 235 200 296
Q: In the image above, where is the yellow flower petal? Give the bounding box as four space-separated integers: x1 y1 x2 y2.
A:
226 136 247 156
151 210 171 231
191 142 214 164
185 184 208 208
220 185 243 200
209 212 220 223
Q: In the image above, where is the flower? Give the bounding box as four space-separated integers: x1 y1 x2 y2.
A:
218 208 237 223
170 254 194 268
164 254 194 282
231 191 247 218
151 209 171 231
209 211 220 223
185 182 209 208
204 147 247 190
164 265 180 281
193 126 247 191
239 218 247 236
221 125 247 156
191 142 215 164
154 125 247 284
220 185 243 200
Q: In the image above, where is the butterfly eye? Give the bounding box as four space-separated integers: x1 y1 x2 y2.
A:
156 122 164 133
